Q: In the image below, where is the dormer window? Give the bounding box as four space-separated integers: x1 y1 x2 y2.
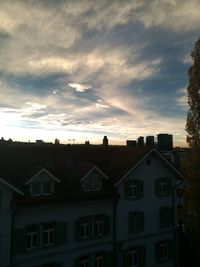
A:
25 169 60 197
81 168 104 192
30 179 54 196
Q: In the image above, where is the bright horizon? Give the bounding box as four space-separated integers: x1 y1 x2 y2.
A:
1 0 199 148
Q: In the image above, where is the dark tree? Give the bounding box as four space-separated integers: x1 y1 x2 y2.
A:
182 38 200 266
186 38 200 148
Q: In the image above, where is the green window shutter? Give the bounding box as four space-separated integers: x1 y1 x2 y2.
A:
55 221 67 246
123 250 129 267
75 219 81 241
166 177 172 194
104 215 110 236
155 242 161 263
139 246 146 267
155 179 160 196
159 207 163 226
138 181 144 198
168 239 174 259
167 207 173 225
138 212 144 232
13 228 26 254
129 212 134 233
124 181 129 199
105 251 113 267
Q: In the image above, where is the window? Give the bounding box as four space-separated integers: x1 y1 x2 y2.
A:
26 225 38 249
129 184 137 199
124 180 143 200
26 222 56 250
159 182 167 195
159 207 173 228
76 214 109 241
13 221 67 254
43 223 55 246
43 181 53 195
128 249 139 267
80 256 90 267
94 255 104 267
155 240 173 263
81 171 103 192
80 222 90 240
76 253 106 267
30 179 54 196
155 177 171 196
129 211 144 234
124 246 145 267
31 181 41 196
94 215 104 237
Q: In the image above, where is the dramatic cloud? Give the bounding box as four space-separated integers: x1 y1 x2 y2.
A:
68 83 92 92
0 0 198 146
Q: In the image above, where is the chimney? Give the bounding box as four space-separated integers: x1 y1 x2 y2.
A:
103 136 108 146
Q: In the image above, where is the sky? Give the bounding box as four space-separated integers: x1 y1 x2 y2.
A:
0 0 199 147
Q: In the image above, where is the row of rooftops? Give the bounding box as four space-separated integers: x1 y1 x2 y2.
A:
0 143 151 186
0 143 185 209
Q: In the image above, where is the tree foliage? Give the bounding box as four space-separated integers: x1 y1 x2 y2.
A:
186 38 200 148
183 38 200 252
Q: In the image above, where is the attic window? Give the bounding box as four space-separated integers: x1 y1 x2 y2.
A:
30 180 54 196
81 172 103 191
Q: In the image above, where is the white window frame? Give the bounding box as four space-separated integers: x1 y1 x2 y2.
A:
26 225 38 249
80 222 90 239
43 223 55 247
159 182 167 195
129 249 139 267
129 184 137 199
94 218 103 236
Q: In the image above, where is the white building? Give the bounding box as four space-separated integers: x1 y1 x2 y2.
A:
0 144 184 267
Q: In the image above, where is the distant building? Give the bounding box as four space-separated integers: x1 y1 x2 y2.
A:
103 136 108 146
146 136 155 146
137 136 144 146
157 134 173 151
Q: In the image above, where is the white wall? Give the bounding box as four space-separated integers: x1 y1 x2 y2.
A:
115 151 178 267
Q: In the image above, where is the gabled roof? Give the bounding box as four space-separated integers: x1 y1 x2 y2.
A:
25 168 61 185
114 147 186 187
0 177 24 195
107 146 152 185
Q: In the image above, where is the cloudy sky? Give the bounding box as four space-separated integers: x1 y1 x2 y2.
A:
0 0 199 146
